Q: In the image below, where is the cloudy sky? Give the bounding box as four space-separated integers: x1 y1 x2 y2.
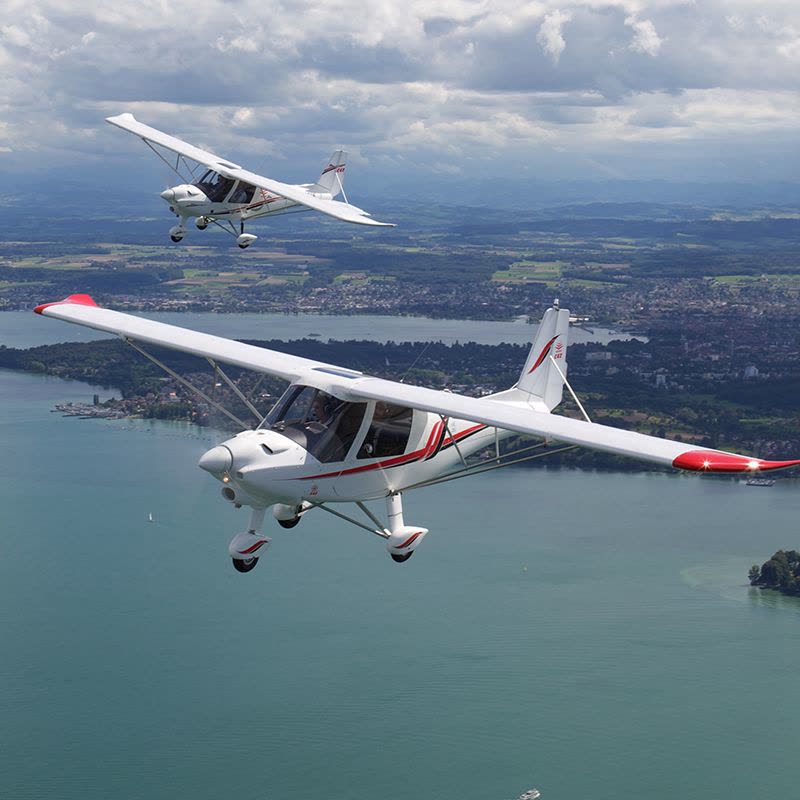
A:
1 0 798 193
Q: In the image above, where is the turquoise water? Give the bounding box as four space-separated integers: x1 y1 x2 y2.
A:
2 369 800 800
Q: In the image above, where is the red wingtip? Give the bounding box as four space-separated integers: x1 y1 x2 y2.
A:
34 294 99 315
673 450 800 473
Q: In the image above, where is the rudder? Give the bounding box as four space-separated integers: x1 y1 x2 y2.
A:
310 150 347 196
516 304 570 410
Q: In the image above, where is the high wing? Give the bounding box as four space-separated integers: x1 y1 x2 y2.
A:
35 295 800 475
34 294 350 384
106 113 395 228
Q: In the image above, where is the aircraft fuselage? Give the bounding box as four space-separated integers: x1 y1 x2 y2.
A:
161 180 328 224
199 396 515 510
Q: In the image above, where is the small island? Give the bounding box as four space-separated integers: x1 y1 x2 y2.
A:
749 550 800 597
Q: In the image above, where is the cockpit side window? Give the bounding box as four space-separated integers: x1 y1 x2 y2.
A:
313 400 367 463
265 385 315 428
194 170 236 202
263 385 367 464
357 402 413 459
228 181 256 205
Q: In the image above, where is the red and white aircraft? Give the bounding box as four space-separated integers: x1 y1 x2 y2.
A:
106 113 394 248
35 295 800 573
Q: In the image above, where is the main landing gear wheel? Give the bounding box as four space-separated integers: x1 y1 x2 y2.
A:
170 233 184 243
390 552 414 563
236 233 257 249
277 516 301 529
232 556 259 573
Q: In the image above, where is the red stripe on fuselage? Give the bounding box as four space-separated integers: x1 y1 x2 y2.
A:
298 422 488 480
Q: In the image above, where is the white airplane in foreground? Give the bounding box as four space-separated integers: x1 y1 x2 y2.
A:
106 113 394 248
35 294 800 574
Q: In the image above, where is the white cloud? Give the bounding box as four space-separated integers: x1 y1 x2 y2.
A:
536 10 572 64
0 0 796 184
1 25 32 48
624 15 663 56
215 34 261 53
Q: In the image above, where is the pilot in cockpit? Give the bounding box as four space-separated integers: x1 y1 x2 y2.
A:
310 394 337 426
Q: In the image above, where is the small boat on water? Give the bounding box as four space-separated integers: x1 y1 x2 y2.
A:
745 477 775 487
518 790 541 800
148 512 155 523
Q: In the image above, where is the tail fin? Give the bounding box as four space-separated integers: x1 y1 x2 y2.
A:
516 303 570 410
309 150 347 196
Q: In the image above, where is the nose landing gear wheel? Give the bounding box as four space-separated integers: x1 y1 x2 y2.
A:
232 556 259 573
229 527 270 574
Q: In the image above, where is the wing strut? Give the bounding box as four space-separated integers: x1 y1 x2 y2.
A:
400 441 578 493
207 358 265 424
142 139 201 183
441 415 469 469
549 354 592 423
335 171 349 205
305 501 390 539
124 338 251 429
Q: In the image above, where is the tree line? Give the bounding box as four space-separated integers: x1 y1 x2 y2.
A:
749 550 800 597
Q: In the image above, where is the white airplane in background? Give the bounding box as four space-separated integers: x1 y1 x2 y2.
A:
35 295 800 574
106 113 395 248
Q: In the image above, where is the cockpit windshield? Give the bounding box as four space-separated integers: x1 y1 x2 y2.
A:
194 170 236 202
263 386 367 463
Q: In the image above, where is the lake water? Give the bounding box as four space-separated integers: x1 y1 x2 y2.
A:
2 368 799 800
0 309 643 350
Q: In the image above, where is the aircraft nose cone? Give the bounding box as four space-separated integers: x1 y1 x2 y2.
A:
160 188 176 202
198 445 232 474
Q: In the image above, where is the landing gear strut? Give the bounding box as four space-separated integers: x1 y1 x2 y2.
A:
384 492 428 564
304 494 429 564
